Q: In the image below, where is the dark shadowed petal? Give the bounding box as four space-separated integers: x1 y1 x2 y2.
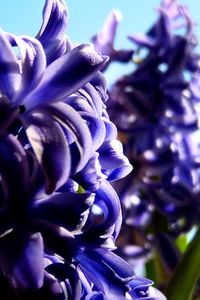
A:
0 95 18 134
24 44 108 109
0 231 44 290
0 29 21 99
32 192 94 230
0 134 29 199
46 262 82 300
18 270 64 300
37 223 76 261
36 0 69 64
21 111 70 194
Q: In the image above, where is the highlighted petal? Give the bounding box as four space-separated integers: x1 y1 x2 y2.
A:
36 0 68 64
24 44 108 109
0 29 21 98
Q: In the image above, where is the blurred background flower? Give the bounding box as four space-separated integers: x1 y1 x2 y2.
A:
91 0 200 298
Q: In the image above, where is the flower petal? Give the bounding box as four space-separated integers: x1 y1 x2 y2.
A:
76 248 134 299
0 29 20 98
80 112 106 151
0 134 29 199
24 44 108 109
36 0 69 64
21 111 70 194
7 34 46 102
0 231 44 290
98 140 133 181
44 102 93 172
32 192 94 230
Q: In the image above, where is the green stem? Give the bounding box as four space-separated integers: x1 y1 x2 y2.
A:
165 228 200 300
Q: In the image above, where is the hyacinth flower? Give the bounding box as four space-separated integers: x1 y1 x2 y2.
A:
92 0 200 294
0 0 167 299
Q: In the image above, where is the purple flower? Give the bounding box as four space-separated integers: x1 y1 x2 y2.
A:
0 0 162 299
107 0 200 233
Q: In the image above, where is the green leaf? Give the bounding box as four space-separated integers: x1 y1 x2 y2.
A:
165 228 200 300
145 257 157 283
175 234 188 253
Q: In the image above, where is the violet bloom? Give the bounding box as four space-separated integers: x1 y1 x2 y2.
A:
105 0 200 235
0 0 164 299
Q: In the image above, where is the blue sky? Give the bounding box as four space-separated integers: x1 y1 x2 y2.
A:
0 1 199 42
0 0 199 82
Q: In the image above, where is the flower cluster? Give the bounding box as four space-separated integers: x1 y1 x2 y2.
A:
0 0 166 299
94 0 200 236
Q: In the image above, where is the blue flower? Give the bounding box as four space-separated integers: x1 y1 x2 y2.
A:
91 10 133 69
0 0 162 299
106 0 200 233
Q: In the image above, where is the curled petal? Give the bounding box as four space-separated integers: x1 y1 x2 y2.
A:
98 140 133 181
44 102 93 172
21 111 70 194
36 0 69 64
78 82 104 117
76 248 134 299
0 29 20 98
79 181 121 246
80 112 106 151
6 34 47 102
128 276 154 299
73 153 107 192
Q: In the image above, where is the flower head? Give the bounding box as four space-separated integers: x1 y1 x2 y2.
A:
107 0 200 233
0 0 163 299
